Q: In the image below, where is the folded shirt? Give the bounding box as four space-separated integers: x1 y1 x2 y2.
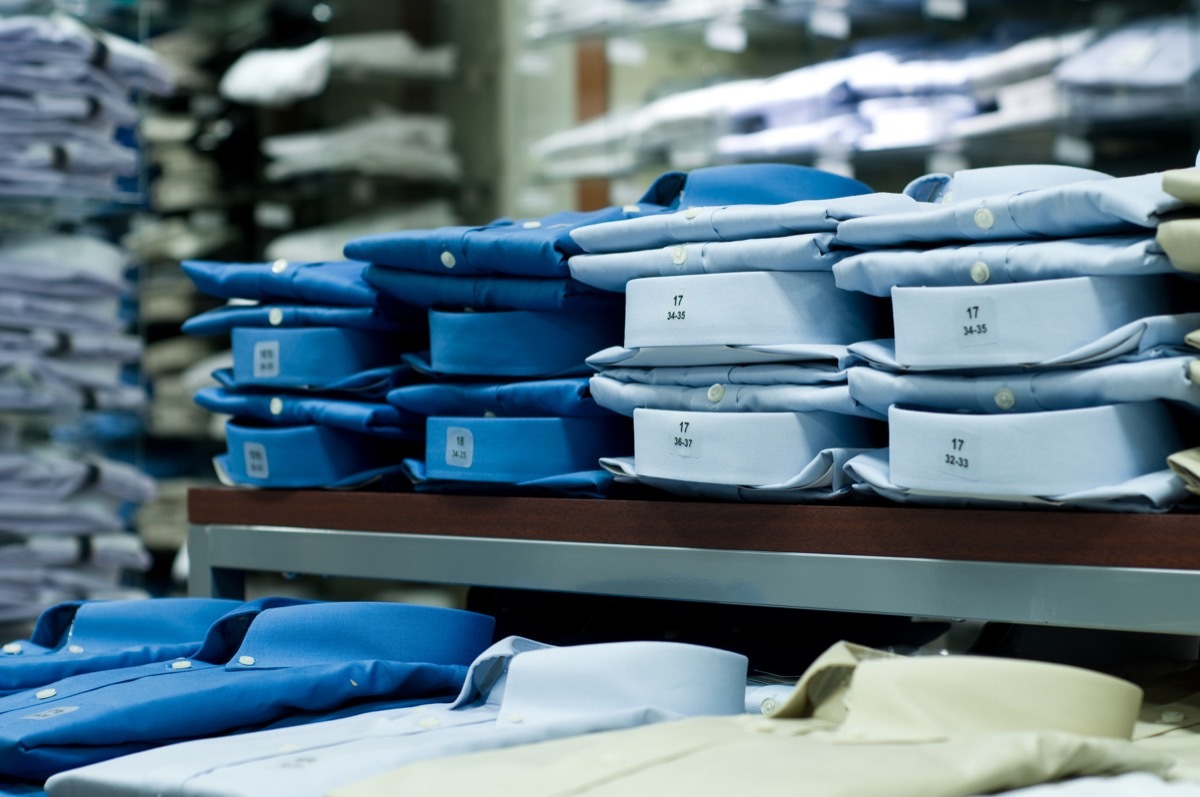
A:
45 636 748 797
405 307 622 379
387 378 609 418
626 407 883 489
403 459 618 499
571 192 916 254
194 386 423 439
848 356 1200 416
0 233 126 300
364 265 620 312
0 599 493 780
215 420 417 489
877 276 1191 370
211 363 419 402
837 172 1186 247
343 164 872 278
181 259 390 308
568 233 847 293
423 415 631 483
0 450 155 503
0 597 245 697
833 235 1175 297
226 326 406 390
181 303 422 335
590 373 870 418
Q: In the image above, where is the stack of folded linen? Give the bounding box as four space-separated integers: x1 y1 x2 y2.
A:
345 163 874 497
180 258 428 489
0 13 171 200
831 162 1200 511
565 171 902 502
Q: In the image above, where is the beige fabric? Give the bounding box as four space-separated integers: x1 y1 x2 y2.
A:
328 643 1171 797
1130 665 1200 781
1164 169 1200 206
1166 448 1200 496
1157 219 1200 272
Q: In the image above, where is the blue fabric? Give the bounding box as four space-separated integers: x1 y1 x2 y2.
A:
216 421 417 488
182 304 421 335
181 260 385 307
387 378 611 418
363 265 621 312
229 327 405 389
194 387 423 439
406 308 623 379
212 364 419 402
424 416 632 483
0 600 493 780
404 459 619 499
0 599 241 697
343 164 872 278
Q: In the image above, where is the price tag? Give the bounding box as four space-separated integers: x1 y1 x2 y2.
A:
939 431 979 480
252 341 280 378
955 297 996 347
445 426 474 469
243 442 270 480
669 419 702 459
923 0 967 20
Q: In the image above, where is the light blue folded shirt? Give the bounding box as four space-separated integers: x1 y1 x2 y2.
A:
590 374 873 418
833 235 1176 296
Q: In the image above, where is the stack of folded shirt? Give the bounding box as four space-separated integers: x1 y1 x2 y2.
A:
180 258 428 489
565 169 906 502
0 230 155 618
0 13 172 200
344 163 875 498
831 162 1200 511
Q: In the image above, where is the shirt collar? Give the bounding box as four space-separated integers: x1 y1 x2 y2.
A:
904 164 1112 204
491 640 748 724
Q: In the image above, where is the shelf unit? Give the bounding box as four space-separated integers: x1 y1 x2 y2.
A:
188 488 1200 636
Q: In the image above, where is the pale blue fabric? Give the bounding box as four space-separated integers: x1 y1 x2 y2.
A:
837 172 1186 247
571 193 917 254
182 304 418 335
45 637 748 797
387 378 610 418
833 235 1174 297
590 374 873 418
848 355 1200 416
568 233 847 293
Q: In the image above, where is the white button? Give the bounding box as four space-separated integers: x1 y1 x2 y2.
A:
706 383 725 403
622 204 640 213
350 679 358 687
994 387 1017 411
67 645 84 654
1163 710 1187 723
969 261 991 284
505 712 524 724
268 308 284 326
238 655 256 666
416 716 441 729
973 207 995 230
522 220 542 229
170 660 192 670
35 688 56 699
270 259 288 274
760 697 779 714
684 207 700 220
670 245 688 265
269 397 284 415
2 643 21 655
439 251 456 268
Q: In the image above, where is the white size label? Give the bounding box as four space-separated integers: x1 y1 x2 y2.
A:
939 431 979 480
253 341 280 378
244 442 270 479
445 427 474 469
955 297 997 347
22 706 79 721
665 291 687 323
670 419 702 459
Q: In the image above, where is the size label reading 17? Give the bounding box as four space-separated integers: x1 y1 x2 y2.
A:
955 297 997 347
939 432 979 480
666 293 686 322
669 419 702 458
445 427 474 469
